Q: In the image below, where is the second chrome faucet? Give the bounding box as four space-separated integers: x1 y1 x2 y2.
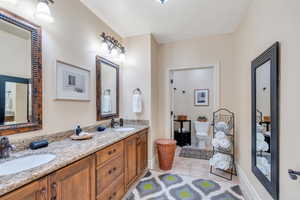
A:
0 137 16 159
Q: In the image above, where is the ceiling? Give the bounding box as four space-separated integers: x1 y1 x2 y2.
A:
82 0 252 44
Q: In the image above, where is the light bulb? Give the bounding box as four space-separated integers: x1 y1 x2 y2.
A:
111 48 118 57
156 0 168 5
119 53 126 62
35 0 54 23
0 0 17 4
101 42 108 52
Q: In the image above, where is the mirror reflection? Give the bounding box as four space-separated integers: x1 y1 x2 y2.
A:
256 60 271 180
101 62 117 115
0 19 32 125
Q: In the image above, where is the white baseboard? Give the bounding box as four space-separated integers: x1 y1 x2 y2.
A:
236 164 262 200
148 158 156 169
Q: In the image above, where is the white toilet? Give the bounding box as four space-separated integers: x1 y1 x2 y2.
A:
194 121 210 149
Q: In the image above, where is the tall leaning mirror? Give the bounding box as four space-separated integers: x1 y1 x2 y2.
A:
251 42 279 200
96 56 119 120
0 9 42 136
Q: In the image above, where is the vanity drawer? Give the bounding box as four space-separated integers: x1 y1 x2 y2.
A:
96 141 124 166
96 155 124 194
97 175 124 200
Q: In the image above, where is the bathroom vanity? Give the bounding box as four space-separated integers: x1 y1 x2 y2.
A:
0 127 148 200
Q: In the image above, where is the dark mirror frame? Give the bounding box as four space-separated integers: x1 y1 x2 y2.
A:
251 42 279 200
0 9 42 136
96 56 119 121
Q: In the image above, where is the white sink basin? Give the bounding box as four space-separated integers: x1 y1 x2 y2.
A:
0 154 56 176
114 127 135 132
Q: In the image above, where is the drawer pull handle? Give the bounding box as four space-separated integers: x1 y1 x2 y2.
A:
108 149 117 155
108 192 117 200
51 183 57 200
40 188 47 200
108 167 117 174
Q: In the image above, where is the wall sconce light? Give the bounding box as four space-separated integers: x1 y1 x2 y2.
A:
100 32 126 62
35 0 54 23
0 0 17 5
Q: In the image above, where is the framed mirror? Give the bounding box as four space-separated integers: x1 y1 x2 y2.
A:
0 9 42 136
96 56 119 120
251 42 279 199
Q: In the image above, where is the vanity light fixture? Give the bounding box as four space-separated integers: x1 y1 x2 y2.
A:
100 32 126 61
157 0 169 5
0 0 17 5
35 0 54 23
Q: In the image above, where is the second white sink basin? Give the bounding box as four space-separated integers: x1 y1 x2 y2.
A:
114 127 135 132
0 154 56 176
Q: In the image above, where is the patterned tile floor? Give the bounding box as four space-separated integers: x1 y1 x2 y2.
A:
125 171 244 200
124 147 244 200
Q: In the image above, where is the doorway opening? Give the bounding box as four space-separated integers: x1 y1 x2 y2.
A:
169 65 220 153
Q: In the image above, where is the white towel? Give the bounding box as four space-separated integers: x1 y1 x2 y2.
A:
257 157 271 177
132 94 142 113
215 121 229 132
102 94 112 113
212 137 231 149
209 153 232 170
215 131 226 139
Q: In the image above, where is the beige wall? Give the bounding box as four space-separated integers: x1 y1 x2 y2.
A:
1 0 121 141
0 29 31 78
150 35 160 164
233 0 300 199
157 34 234 138
121 34 151 120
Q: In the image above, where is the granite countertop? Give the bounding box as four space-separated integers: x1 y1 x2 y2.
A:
0 125 148 196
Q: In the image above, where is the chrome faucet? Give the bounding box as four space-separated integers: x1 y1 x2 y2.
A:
0 137 16 159
111 118 124 128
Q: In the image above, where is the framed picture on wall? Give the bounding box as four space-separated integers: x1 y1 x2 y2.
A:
56 60 90 101
194 89 209 106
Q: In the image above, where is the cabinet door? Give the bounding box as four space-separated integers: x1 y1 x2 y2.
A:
141 131 148 172
49 155 96 200
0 178 48 200
124 134 138 190
137 131 148 176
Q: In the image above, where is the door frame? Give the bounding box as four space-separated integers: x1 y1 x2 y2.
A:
167 63 220 140
0 75 30 125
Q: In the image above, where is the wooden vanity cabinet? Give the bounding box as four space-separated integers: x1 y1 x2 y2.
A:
124 134 139 190
0 129 148 200
125 130 148 190
95 141 124 200
137 130 148 176
0 178 48 200
48 155 96 200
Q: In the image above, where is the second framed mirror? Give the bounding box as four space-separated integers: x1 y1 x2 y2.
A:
96 56 119 120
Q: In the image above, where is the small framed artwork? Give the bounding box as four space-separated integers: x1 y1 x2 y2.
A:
194 89 209 106
56 60 90 101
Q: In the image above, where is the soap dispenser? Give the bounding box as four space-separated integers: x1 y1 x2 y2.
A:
75 125 82 136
